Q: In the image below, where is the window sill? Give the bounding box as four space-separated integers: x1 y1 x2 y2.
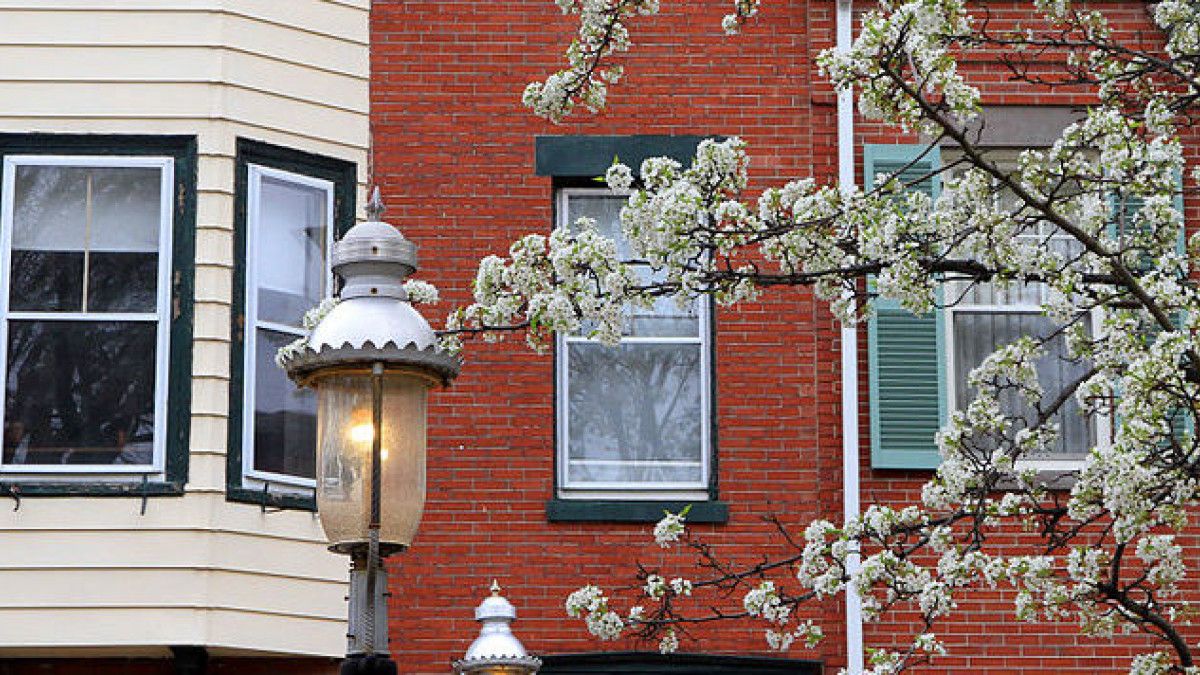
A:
227 486 316 512
0 480 184 499
546 499 728 524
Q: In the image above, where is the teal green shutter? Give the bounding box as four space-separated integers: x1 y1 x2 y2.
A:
866 144 946 469
1109 173 1192 442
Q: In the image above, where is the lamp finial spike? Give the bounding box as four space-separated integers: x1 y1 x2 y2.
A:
490 579 502 596
366 186 385 221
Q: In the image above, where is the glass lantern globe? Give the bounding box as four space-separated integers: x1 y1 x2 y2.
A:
311 367 431 554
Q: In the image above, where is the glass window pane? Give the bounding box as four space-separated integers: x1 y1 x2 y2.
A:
253 328 317 479
8 251 83 312
3 320 157 466
566 342 704 485
953 312 1093 459
566 194 699 338
10 165 161 313
88 252 158 312
11 166 88 310
255 174 327 327
89 167 161 253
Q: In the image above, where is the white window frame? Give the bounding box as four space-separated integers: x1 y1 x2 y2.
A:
554 187 712 500
241 164 335 490
0 155 175 476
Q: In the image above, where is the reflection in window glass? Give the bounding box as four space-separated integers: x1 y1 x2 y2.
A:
245 166 331 483
558 191 710 493
4 321 157 466
253 329 318 478
1 159 169 471
10 165 159 313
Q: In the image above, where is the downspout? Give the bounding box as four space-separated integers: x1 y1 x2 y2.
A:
836 0 864 672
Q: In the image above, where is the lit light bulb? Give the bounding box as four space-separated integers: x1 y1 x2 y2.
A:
350 423 374 444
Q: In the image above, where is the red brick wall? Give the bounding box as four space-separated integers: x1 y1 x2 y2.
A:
372 1 1197 673
373 0 847 672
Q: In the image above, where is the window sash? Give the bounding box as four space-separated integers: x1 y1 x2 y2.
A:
241 164 334 489
555 188 712 495
943 303 1109 469
0 156 174 474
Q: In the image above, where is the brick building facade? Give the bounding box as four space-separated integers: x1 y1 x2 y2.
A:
372 1 1200 674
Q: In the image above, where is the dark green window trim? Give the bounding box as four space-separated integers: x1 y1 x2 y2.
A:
543 136 725 524
546 500 728 523
540 652 822 674
0 133 196 498
227 138 356 511
536 135 724 179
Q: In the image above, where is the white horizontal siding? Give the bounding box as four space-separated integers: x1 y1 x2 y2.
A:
0 0 369 658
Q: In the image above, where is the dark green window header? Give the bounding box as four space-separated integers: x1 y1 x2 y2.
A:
535 135 721 178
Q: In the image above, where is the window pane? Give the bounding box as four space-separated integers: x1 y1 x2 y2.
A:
253 328 317 479
8 251 83 312
89 167 161 253
566 342 704 485
953 312 1093 459
11 166 87 310
88 252 158 312
89 167 162 312
256 174 327 327
10 165 161 312
566 194 699 338
3 320 156 466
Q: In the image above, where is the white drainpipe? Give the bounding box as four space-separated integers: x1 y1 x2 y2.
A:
836 0 864 672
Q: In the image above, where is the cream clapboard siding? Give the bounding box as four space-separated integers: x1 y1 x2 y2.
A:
0 0 369 657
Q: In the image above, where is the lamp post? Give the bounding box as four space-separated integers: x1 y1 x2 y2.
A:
281 188 460 675
453 581 542 675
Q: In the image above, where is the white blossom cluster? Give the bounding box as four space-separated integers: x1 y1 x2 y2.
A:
523 0 659 121
524 0 763 121
565 585 625 641
653 507 688 547
273 297 341 367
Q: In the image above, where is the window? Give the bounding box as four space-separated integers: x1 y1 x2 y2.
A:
555 188 712 500
942 150 1100 468
867 139 1108 471
242 167 332 487
0 135 195 492
228 139 355 508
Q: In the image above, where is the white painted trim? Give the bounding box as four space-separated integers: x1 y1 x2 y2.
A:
0 155 174 476
837 0 864 670
240 163 334 491
554 188 712 497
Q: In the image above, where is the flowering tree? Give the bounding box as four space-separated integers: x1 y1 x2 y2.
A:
442 0 1200 672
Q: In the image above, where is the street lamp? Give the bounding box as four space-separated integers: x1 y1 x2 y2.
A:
453 581 542 675
282 188 460 675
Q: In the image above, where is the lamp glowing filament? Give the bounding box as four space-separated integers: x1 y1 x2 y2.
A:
350 423 374 444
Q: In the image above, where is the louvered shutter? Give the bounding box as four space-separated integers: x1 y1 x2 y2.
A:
866 144 946 469
1110 174 1192 442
